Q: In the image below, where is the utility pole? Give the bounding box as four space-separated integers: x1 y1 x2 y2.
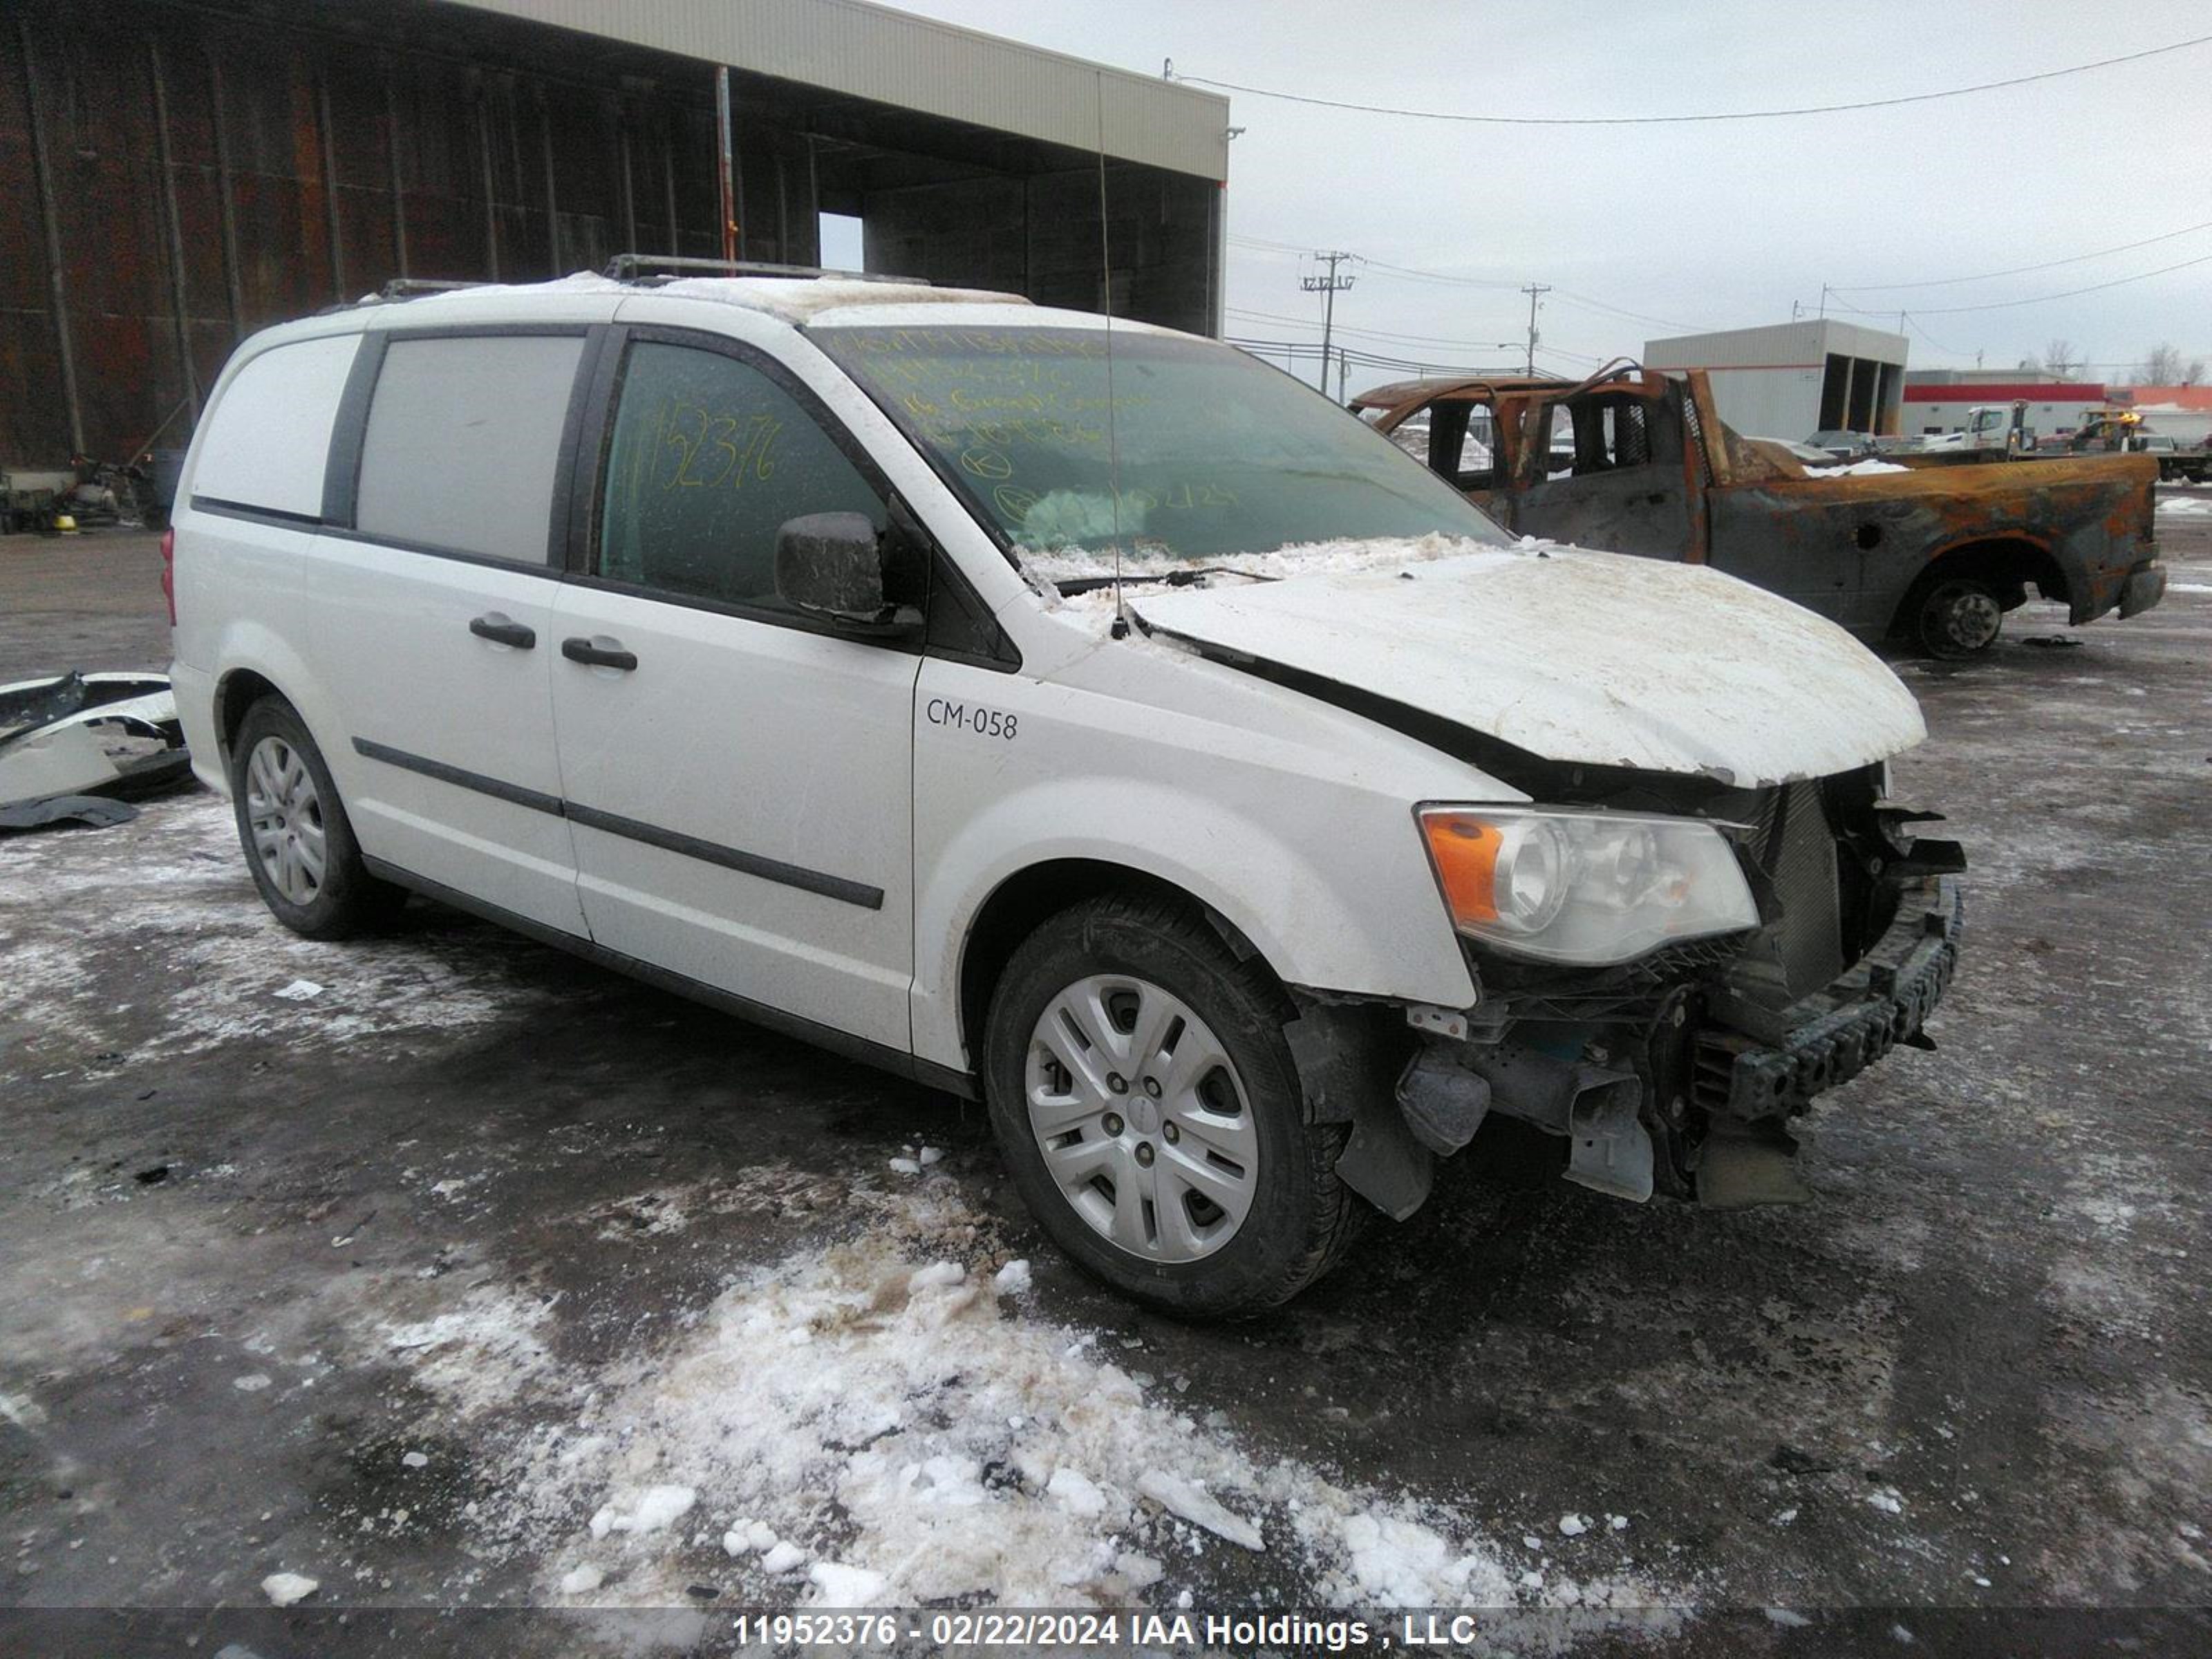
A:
715 66 738 267
1520 283 1550 377
1302 250 1358 397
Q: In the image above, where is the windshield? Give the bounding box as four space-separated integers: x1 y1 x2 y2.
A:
815 324 1513 568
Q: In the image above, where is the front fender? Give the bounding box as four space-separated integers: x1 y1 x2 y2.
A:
910 776 1477 1074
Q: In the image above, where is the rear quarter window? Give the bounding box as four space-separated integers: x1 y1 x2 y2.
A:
354 334 587 563
191 334 361 518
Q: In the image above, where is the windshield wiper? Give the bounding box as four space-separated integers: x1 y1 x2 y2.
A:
1050 565 1281 596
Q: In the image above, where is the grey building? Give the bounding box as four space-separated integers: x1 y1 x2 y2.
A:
3 0 1231 466
1643 319 1909 440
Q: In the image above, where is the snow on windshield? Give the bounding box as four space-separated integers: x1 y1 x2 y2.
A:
1024 533 1548 631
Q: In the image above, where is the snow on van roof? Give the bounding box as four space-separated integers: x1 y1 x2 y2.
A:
653 276 1028 323
344 272 1198 337
349 271 1029 325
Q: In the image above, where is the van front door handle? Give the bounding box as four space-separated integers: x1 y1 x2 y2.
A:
469 612 536 649
561 635 638 671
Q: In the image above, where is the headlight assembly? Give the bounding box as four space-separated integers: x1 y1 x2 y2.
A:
1417 805 1758 965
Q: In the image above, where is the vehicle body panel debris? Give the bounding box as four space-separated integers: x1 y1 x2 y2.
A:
0 671 191 827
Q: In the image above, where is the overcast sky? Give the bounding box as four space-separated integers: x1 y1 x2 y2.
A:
881 1 2212 382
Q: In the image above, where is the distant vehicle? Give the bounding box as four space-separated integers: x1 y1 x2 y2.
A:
1918 402 2036 456
2061 412 2211 479
1353 368 2164 658
1805 429 1876 459
1774 440 1845 465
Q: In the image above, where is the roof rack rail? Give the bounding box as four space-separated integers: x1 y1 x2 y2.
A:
313 277 486 315
377 278 484 299
603 253 928 287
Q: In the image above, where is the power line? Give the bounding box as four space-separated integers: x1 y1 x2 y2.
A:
1356 259 1522 292
1168 35 2212 125
1236 240 1708 332
1549 288 1711 335
1902 251 2212 315
1226 306 1532 352
1830 219 2212 292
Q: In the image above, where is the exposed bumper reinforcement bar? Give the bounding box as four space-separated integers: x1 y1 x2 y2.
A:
1696 874 1963 1121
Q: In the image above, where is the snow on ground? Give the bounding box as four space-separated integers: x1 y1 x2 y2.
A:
0 790 561 1071
364 1166 1683 1622
2155 494 2212 516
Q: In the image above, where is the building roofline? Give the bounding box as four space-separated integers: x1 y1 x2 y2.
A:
440 0 1231 180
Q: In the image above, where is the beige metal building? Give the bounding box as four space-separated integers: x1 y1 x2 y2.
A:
1643 319 1909 439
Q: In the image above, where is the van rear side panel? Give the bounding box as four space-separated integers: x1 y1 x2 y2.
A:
170 329 363 793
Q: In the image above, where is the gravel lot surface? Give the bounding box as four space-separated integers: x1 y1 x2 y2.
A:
3 512 2209 1655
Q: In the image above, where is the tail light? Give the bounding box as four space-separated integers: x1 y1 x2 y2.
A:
160 526 177 626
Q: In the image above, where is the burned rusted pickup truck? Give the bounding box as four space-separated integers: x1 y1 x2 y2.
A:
1355 368 2165 657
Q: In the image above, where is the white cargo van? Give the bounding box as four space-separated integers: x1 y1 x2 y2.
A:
167 268 1963 1314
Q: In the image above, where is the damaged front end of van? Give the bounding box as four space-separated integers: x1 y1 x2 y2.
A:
1131 543 1965 1216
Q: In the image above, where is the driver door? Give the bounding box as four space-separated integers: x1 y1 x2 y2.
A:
547 328 921 1051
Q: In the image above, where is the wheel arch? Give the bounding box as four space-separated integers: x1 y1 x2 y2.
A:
955 859 1284 1084
213 666 284 765
1891 535 2070 635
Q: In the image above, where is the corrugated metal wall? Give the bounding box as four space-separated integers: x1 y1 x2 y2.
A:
3 0 1223 469
2 0 773 465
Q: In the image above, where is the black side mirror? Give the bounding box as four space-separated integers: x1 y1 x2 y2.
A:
774 512 920 631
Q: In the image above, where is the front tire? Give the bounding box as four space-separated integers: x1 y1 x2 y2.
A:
1914 577 2004 659
229 697 404 939
982 894 1360 1317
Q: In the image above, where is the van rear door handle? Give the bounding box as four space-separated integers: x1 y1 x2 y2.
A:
561 635 638 671
469 612 536 649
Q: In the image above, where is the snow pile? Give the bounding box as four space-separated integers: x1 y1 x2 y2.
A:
2155 494 2212 516
1808 458 1910 476
371 1172 1676 1618
380 1285 556 1410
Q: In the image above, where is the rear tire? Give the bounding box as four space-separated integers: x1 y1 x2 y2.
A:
229 697 405 939
1913 577 2004 659
982 892 1360 1317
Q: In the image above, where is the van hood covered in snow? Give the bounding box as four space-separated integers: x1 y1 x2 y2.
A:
1128 545 1926 787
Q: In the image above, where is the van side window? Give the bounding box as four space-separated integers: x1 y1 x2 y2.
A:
597 341 886 612
355 334 585 563
193 334 360 518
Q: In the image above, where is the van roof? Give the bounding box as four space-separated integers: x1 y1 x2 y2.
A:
339 270 1035 328
321 270 1203 344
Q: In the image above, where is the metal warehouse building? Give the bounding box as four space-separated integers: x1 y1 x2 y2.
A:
1643 319 1909 440
3 0 1230 467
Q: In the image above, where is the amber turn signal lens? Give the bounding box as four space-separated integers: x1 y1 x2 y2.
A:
1421 812 1503 926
